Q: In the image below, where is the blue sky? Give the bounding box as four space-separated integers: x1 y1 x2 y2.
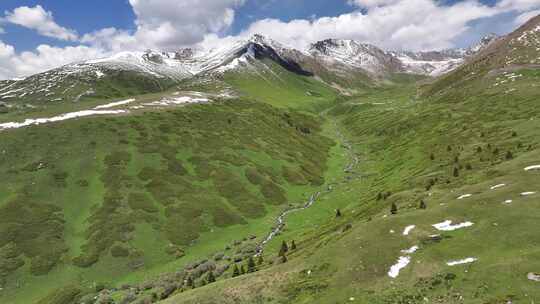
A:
0 0 538 79
0 0 522 52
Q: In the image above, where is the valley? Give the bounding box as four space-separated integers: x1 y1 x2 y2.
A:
0 12 538 304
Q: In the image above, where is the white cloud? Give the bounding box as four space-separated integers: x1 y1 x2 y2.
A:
497 0 540 12
81 28 138 53
128 0 245 50
348 0 401 8
4 5 78 41
514 9 540 25
242 0 500 51
0 40 105 79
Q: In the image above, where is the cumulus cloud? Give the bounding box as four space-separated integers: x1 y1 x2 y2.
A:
128 0 245 50
0 40 105 79
242 0 500 51
348 0 401 8
514 9 540 25
496 0 540 12
4 5 78 41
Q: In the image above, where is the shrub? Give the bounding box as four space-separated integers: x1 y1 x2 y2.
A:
111 245 130 258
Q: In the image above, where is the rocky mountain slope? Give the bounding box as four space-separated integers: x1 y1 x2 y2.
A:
0 34 496 107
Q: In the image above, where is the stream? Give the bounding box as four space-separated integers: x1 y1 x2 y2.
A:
255 121 358 255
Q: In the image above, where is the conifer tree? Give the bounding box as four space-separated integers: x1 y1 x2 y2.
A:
291 240 297 251
505 151 513 160
336 209 342 217
240 265 246 275
419 200 427 210
232 264 240 277
207 271 216 283
278 241 289 257
453 167 459 177
247 257 256 273
390 202 398 215
186 276 194 288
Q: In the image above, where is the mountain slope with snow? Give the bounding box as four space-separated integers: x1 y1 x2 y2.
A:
0 33 502 108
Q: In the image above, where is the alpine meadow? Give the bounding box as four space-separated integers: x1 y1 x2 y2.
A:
0 1 539 304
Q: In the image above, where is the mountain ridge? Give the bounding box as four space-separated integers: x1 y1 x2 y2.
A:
0 33 500 106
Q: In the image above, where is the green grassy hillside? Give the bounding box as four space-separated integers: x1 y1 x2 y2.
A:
158 53 540 304
0 98 337 304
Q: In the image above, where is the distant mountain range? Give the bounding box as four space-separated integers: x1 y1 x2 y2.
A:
0 30 503 105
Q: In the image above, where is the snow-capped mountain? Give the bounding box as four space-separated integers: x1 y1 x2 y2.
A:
0 33 500 104
391 34 498 76
308 39 403 75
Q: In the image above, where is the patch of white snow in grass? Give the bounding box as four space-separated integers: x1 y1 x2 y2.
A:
457 194 472 200
401 246 419 254
447 257 477 266
403 225 416 236
0 110 126 130
528 272 540 282
521 192 536 196
503 199 513 204
144 96 209 107
432 220 474 231
95 70 105 78
94 98 135 109
388 256 411 278
388 245 420 278
524 165 540 171
490 184 506 190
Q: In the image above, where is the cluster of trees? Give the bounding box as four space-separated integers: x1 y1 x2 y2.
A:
231 255 265 278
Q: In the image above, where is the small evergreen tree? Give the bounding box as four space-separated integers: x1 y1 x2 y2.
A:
465 163 472 170
257 255 264 266
278 241 289 257
240 265 246 275
430 153 435 161
505 151 513 160
232 264 240 277
207 271 216 283
376 192 383 201
280 255 288 263
390 202 398 215
186 276 194 288
419 200 427 210
453 167 459 177
247 257 256 273
454 155 459 163
291 240 297 251
476 146 482 153
336 209 342 217
512 131 517 137
447 145 452 152
493 147 499 155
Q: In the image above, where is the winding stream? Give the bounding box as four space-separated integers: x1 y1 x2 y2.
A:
255 121 357 255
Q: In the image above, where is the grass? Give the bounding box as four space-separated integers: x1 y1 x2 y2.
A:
223 59 338 111
1 30 539 303
161 66 540 304
0 98 335 304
